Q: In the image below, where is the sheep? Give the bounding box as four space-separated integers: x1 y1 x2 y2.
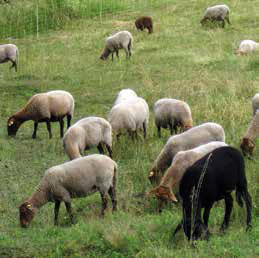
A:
154 98 193 137
108 97 149 140
200 4 230 28
113 88 138 106
135 16 153 34
63 116 113 160
236 40 259 55
7 90 74 139
19 154 117 228
149 141 228 206
100 31 133 61
0 44 18 71
173 146 252 241
240 110 259 156
148 122 225 185
252 93 259 115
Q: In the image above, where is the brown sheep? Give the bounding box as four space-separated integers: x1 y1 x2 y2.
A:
135 16 153 34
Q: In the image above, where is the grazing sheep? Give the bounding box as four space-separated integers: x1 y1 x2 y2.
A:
174 146 252 241
63 116 113 160
135 16 153 34
100 31 133 61
200 4 230 28
113 88 138 106
19 154 117 227
154 98 193 137
148 122 225 185
108 97 149 140
240 110 259 156
150 141 227 206
0 44 18 71
236 40 259 55
7 90 74 139
252 93 259 115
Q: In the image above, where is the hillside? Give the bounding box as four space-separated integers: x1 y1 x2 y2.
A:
0 0 258 257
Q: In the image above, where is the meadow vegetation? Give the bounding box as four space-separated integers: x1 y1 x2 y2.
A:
0 0 258 257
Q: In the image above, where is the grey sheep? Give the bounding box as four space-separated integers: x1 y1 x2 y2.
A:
63 116 113 160
0 43 18 71
154 98 193 137
148 122 225 185
7 90 74 139
19 154 117 227
100 31 133 61
252 93 259 116
200 4 230 28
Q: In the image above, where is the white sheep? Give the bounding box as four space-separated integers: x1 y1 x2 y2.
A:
19 154 117 227
113 88 138 106
240 110 259 156
154 98 193 137
150 141 228 205
0 44 19 71
63 116 113 160
7 90 74 139
100 31 133 61
200 4 230 28
236 40 259 55
148 122 225 185
252 93 259 115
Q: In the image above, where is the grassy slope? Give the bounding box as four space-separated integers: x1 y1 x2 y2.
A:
0 0 258 256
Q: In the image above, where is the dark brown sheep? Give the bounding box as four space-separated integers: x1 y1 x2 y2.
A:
135 16 153 34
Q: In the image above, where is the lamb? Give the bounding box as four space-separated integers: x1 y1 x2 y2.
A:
100 31 133 61
236 40 259 55
63 116 113 160
173 146 252 241
113 88 138 106
7 90 74 139
108 97 149 140
150 141 228 205
148 122 225 185
135 16 153 34
19 154 117 228
252 93 259 115
200 4 230 28
240 110 259 156
0 44 19 71
154 98 193 137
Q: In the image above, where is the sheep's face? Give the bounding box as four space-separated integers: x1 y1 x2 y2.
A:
240 138 255 156
192 223 210 241
150 186 178 203
100 48 111 60
7 117 21 136
148 171 159 185
19 202 35 228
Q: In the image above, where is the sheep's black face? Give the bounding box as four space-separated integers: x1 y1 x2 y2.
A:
7 117 20 136
240 138 255 156
19 202 35 228
100 48 111 60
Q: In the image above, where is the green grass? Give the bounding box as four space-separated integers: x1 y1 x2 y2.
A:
0 0 258 257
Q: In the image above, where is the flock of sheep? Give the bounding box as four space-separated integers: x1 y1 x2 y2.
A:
2 3 258 242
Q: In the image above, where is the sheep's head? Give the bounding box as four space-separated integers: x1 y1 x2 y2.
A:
19 202 35 228
7 116 21 136
149 185 178 203
148 170 159 185
100 48 111 60
192 222 210 241
240 137 255 156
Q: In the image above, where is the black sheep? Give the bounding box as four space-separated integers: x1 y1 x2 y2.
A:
174 146 252 241
135 16 153 34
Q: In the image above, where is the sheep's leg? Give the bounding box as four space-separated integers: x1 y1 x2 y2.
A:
203 204 213 227
157 126 161 138
65 202 74 224
46 119 52 139
105 144 113 158
32 122 38 139
54 200 61 225
67 114 72 129
100 192 108 216
225 16 231 25
10 61 17 72
182 199 192 240
115 48 119 59
108 186 117 211
169 123 174 135
242 190 252 230
59 118 64 138
111 52 114 61
124 47 129 59
97 143 105 154
143 122 147 139
220 194 233 231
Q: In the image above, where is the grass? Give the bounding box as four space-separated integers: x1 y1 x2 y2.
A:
0 0 258 257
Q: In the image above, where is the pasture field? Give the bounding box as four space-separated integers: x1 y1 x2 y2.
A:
0 0 258 257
